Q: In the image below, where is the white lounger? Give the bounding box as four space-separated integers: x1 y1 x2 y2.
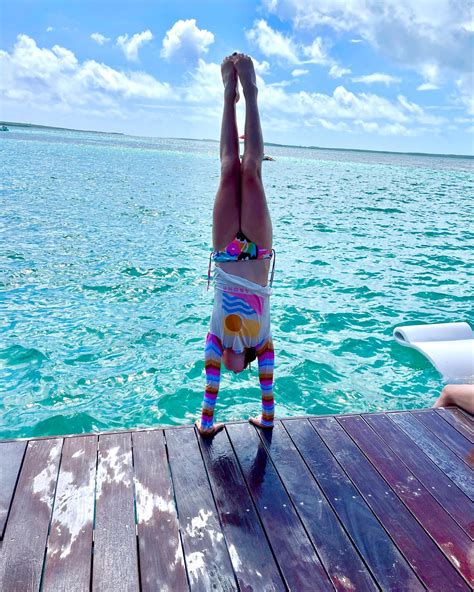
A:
393 322 474 383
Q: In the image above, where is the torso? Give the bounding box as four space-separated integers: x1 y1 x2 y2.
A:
216 259 270 286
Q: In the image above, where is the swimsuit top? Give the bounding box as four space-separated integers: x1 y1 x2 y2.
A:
212 231 273 262
207 231 276 289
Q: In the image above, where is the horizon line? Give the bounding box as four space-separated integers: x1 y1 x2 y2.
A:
1 120 473 160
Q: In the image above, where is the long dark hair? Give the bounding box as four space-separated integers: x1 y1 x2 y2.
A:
244 347 257 370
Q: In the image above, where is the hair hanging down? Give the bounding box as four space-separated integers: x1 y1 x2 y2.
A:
244 347 257 370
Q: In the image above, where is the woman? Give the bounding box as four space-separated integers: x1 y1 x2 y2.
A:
195 53 275 436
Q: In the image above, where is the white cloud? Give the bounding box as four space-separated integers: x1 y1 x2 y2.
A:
116 30 153 62
263 0 472 111
329 65 351 78
182 59 223 105
301 37 327 64
292 68 309 77
181 57 444 134
317 118 349 131
161 19 214 61
91 33 110 45
354 120 413 136
259 82 441 127
46 26 53 33
0 34 173 112
352 73 401 85
0 35 449 143
247 19 351 83
417 83 439 91
350 38 363 44
456 73 474 115
246 19 300 64
253 59 271 75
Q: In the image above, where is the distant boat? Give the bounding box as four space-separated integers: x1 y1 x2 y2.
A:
0 125 9 131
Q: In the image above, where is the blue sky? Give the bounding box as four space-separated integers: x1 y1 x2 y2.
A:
1 0 473 154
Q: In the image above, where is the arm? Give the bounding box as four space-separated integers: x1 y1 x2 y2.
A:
200 332 223 430
257 338 275 427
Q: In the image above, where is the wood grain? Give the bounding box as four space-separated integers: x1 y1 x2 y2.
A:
286 418 424 592
227 421 336 591
132 430 188 592
166 427 236 591
92 432 139 592
0 441 26 539
42 436 97 592
0 438 63 592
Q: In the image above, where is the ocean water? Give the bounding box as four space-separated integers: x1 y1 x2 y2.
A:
1 126 473 440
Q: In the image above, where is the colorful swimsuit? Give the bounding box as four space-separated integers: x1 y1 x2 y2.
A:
200 233 276 432
207 231 276 289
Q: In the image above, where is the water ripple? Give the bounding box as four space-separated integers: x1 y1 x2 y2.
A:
1 130 473 438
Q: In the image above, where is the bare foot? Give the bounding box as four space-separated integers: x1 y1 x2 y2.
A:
194 419 225 437
221 55 239 103
249 416 274 430
232 53 257 96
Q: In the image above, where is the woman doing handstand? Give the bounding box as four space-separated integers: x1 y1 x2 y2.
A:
195 53 275 436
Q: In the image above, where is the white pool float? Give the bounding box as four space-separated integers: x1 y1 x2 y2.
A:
393 322 474 383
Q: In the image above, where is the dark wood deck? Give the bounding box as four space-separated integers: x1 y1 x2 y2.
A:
0 408 472 591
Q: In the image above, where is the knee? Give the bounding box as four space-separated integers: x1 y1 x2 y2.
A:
220 158 240 183
442 385 454 397
440 385 454 405
241 156 261 183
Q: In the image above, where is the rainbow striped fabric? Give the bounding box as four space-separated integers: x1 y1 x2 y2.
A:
199 332 275 432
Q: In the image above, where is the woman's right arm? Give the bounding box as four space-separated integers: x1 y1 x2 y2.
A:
200 332 223 430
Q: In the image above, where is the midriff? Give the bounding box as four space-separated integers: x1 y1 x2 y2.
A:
216 258 270 287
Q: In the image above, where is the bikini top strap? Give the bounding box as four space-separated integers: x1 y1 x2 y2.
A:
269 249 276 287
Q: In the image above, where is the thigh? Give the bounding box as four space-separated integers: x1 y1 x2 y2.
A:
212 177 241 250
240 172 272 249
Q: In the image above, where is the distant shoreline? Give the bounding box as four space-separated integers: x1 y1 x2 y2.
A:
1 120 472 160
0 121 124 136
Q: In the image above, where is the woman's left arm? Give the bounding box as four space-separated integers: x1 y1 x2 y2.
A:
257 338 275 427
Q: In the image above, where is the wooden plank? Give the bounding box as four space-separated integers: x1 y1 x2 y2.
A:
227 422 336 591
0 441 27 539
365 413 474 538
198 428 285 591
413 410 473 467
458 408 474 421
0 438 63 592
314 416 473 592
132 430 188 592
436 408 474 443
165 427 236 591
339 414 473 587
391 412 474 500
41 436 97 592
92 432 139 592
285 418 424 591
258 422 378 591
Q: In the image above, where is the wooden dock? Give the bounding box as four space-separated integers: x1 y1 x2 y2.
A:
0 408 473 591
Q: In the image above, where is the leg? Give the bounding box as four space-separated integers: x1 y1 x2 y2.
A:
234 54 272 249
212 56 241 250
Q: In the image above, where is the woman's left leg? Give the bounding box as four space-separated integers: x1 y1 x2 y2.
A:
234 54 272 250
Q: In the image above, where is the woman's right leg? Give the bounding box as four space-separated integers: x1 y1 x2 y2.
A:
212 56 241 250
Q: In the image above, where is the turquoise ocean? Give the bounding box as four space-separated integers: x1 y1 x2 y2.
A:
1 126 473 440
